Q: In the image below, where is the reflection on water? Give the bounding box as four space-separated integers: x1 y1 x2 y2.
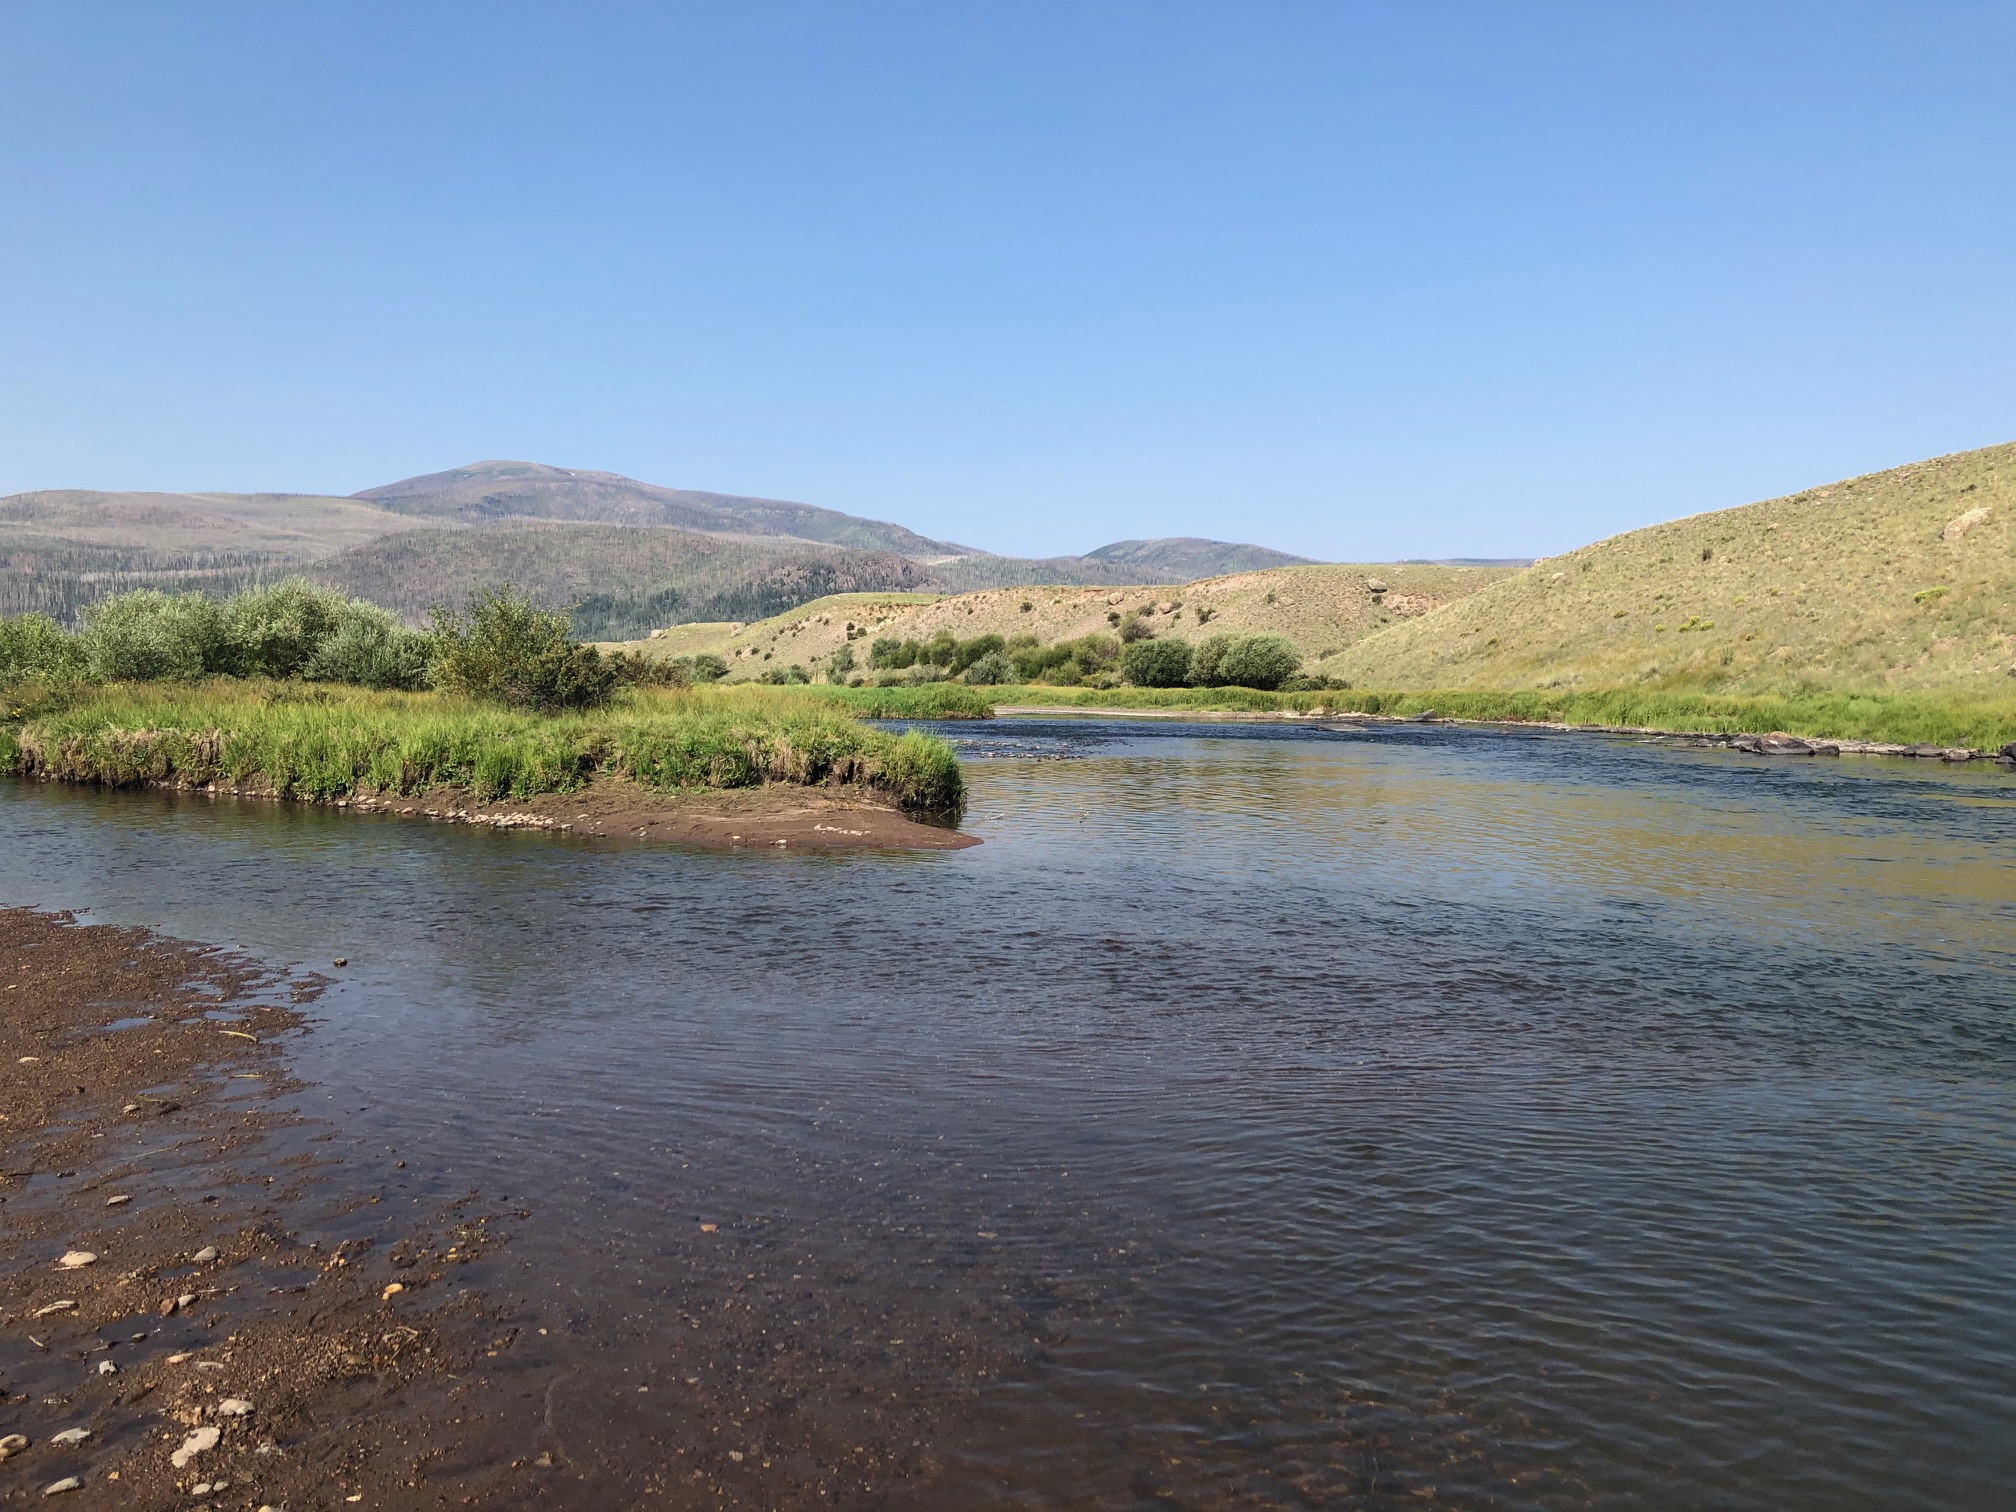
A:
5 721 2015 1509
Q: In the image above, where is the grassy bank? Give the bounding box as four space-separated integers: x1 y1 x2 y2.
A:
1 682 964 811
801 683 999 719
963 684 2016 749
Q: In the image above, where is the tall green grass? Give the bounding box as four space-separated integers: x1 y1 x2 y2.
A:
2 682 964 811
801 683 997 719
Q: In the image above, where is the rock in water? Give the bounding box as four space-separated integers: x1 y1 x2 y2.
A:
50 1430 89 1446
56 1251 96 1269
1756 734 1813 755
42 1478 81 1496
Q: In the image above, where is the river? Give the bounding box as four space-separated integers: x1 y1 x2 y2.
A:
3 717 2012 1509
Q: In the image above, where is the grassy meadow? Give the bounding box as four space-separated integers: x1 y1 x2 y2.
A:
0 681 965 811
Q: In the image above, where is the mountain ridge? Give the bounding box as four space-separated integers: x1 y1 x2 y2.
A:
0 461 1331 633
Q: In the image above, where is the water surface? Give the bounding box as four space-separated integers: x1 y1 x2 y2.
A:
5 720 2013 1508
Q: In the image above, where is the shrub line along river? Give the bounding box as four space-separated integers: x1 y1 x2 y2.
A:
3 716 2012 1508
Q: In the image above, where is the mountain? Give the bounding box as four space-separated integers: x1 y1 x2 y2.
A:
1336 441 2016 694
352 461 978 559
0 460 1329 634
1083 537 1316 577
299 524 936 641
0 489 426 621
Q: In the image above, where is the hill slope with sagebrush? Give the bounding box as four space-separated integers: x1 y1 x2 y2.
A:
612 562 1514 679
1335 441 2016 695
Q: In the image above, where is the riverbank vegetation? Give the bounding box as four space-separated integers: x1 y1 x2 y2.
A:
1 585 963 810
0 682 963 811
846 625 1339 693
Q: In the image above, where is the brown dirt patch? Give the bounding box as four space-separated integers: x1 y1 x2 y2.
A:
0 909 518 1508
335 775 979 850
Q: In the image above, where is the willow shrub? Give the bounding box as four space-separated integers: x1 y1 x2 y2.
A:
0 613 89 683
5 682 964 811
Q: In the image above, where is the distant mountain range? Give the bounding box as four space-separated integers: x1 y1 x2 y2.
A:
0 460 1327 637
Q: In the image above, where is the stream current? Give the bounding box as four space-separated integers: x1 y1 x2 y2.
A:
3 717 2013 1509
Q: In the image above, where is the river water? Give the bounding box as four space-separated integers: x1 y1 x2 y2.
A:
4 718 2013 1509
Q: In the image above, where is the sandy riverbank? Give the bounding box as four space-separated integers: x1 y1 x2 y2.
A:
1 908 1015 1509
0 908 523 1507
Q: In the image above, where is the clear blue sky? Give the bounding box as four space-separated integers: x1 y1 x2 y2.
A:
3 2 2012 560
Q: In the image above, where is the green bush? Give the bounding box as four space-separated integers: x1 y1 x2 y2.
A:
79 591 226 681
636 653 727 686
1187 634 1233 687
1008 633 1118 685
1121 636 1192 688
428 585 619 712
1191 632 1301 690
220 579 350 679
0 613 88 684
301 601 434 691
963 650 1014 685
867 631 1006 675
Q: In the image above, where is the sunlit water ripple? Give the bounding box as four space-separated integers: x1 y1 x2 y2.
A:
3 719 2012 1508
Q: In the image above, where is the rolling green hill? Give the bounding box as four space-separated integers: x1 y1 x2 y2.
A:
1335 441 2016 694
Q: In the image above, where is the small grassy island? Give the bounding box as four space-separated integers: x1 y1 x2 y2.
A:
1 584 967 847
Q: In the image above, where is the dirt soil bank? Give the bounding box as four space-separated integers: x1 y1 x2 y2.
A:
328 776 980 850
0 909 526 1509
11 776 979 853
1 910 1044 1511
